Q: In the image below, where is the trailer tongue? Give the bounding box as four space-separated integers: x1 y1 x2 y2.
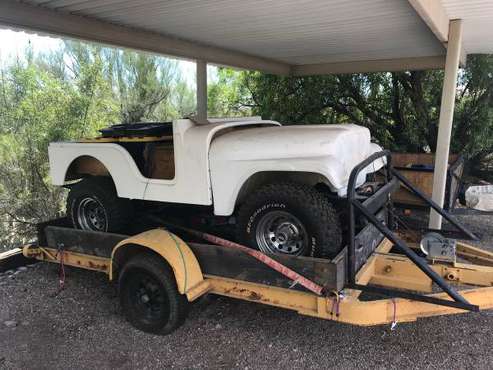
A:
16 152 493 333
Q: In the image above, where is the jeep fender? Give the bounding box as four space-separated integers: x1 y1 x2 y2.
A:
48 142 148 199
209 156 346 216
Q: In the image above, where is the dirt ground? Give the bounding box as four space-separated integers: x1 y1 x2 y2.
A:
1 212 493 369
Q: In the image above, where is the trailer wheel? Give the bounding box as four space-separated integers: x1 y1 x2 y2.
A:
119 253 189 335
236 182 342 258
67 177 132 232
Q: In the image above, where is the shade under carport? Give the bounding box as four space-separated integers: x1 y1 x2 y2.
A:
1 0 493 228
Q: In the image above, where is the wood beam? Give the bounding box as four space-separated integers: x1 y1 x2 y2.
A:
407 0 450 43
291 56 446 76
0 0 290 75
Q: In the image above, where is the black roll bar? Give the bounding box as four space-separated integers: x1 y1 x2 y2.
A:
346 150 479 312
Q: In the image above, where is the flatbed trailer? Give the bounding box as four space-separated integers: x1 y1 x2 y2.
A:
15 152 493 333
20 223 493 330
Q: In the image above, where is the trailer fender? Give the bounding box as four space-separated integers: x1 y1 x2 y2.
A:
110 229 209 301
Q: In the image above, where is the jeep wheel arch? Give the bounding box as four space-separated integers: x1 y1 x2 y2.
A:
234 171 335 210
65 155 110 181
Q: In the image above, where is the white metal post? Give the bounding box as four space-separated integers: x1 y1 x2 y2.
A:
196 59 208 123
429 19 463 229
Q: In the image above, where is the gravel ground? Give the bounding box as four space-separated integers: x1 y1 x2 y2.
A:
1 212 493 369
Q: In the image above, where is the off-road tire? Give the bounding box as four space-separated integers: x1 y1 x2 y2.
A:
67 177 132 232
119 253 189 335
236 182 342 258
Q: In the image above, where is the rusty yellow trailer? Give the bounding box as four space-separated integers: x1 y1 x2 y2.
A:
22 227 493 332
15 151 492 334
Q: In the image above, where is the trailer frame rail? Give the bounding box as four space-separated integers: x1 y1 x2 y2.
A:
22 237 493 326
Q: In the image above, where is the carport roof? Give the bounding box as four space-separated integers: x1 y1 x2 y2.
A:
1 0 493 75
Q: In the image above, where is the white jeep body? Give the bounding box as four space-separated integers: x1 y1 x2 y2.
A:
49 117 383 216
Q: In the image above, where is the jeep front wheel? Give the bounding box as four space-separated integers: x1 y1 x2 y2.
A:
236 183 342 259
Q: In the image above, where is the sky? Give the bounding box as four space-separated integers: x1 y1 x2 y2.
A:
0 28 208 86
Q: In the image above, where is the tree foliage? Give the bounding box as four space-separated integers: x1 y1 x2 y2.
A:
0 35 492 250
239 55 493 168
0 40 195 249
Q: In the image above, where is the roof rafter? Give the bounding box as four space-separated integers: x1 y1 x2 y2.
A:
407 0 467 66
291 56 446 76
0 0 291 75
0 0 458 76
407 0 450 43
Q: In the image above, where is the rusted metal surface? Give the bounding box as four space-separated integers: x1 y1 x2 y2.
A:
206 273 493 326
21 232 493 327
24 245 110 274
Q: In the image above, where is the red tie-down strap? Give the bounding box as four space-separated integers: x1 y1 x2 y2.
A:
174 225 325 296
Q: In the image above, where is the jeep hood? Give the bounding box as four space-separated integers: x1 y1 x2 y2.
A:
209 124 383 194
211 123 375 162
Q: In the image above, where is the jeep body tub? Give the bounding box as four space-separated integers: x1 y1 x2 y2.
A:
49 118 383 216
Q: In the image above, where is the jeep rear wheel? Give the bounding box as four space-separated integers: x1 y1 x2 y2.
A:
67 177 132 233
236 183 342 259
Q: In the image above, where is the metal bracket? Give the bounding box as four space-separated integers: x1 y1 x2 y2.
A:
420 232 456 263
347 150 479 312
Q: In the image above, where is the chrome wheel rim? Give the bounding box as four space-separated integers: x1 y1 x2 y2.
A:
76 197 107 231
255 211 309 255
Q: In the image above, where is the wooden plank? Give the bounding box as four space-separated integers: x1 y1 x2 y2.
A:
44 226 127 258
188 243 344 292
41 225 345 291
393 152 458 168
79 135 173 143
392 152 460 208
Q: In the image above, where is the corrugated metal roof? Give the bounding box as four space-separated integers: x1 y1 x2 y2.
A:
22 0 444 65
442 0 493 54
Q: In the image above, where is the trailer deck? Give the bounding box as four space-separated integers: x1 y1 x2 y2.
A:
21 221 493 327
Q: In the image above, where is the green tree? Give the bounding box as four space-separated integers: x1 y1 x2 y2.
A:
169 79 195 118
0 39 193 249
0 50 110 247
208 68 252 117
242 55 493 175
107 49 179 122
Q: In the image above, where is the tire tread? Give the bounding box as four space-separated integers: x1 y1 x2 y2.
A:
236 182 342 258
67 177 132 232
119 253 189 335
